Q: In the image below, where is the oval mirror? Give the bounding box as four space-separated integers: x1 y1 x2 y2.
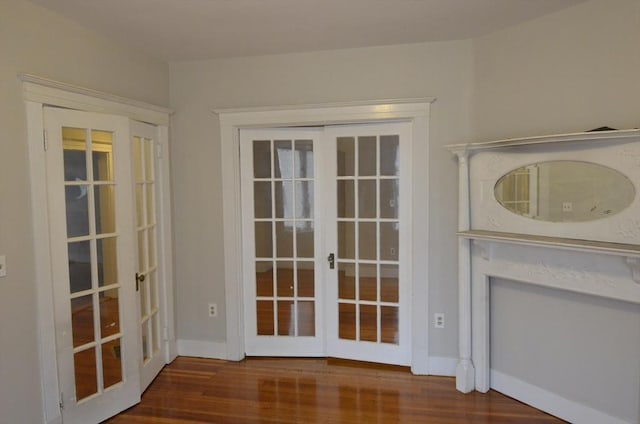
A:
494 161 635 222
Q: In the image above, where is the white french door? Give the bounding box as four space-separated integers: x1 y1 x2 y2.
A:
45 108 168 423
240 122 411 365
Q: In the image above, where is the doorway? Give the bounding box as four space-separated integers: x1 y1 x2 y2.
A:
240 122 412 365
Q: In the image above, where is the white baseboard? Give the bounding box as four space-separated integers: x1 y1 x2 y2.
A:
491 370 632 424
176 339 229 360
45 417 62 424
428 356 457 376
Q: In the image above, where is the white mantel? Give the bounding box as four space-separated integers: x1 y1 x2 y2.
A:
447 129 640 424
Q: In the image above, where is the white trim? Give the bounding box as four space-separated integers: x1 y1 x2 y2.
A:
491 370 632 424
176 340 228 359
22 76 174 423
427 356 457 376
217 99 432 372
19 73 172 126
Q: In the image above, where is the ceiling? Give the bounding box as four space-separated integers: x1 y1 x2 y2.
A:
30 0 586 62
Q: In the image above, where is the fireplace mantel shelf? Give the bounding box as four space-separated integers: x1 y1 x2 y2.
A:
458 230 640 258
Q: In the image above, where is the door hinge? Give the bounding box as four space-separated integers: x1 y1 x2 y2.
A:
59 392 64 411
43 130 48 151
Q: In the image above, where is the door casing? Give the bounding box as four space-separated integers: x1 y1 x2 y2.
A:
22 74 176 424
217 98 434 374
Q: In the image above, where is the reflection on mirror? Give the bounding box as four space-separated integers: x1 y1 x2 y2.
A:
495 161 635 222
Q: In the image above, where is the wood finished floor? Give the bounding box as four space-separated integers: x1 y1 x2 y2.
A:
105 357 565 423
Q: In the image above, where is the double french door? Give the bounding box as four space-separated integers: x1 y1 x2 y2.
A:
44 108 167 423
241 122 411 365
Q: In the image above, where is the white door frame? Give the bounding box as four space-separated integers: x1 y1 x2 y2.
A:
20 74 176 424
216 98 434 374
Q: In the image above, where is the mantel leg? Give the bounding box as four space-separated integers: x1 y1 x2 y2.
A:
456 237 475 393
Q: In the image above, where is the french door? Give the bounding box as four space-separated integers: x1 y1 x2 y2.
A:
45 108 166 423
241 122 411 365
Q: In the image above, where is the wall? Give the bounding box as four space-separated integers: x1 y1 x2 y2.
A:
169 40 474 358
0 0 169 422
474 0 640 421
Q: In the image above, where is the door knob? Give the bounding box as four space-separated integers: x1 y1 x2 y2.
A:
135 272 145 291
327 253 335 270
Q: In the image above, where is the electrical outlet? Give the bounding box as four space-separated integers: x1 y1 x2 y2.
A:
434 313 445 329
0 255 6 278
208 303 218 317
562 202 573 212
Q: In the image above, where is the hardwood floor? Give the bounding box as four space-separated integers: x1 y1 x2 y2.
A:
105 357 565 423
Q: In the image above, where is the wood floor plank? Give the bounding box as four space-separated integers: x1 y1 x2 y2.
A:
104 357 565 423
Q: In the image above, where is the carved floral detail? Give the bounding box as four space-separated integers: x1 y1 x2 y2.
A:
501 261 617 289
486 216 502 230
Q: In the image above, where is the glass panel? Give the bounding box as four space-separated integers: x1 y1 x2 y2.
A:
380 179 399 219
359 263 377 301
94 185 115 234
381 306 399 344
68 241 92 293
338 303 356 340
380 265 399 303
380 222 399 261
256 262 274 297
97 237 118 287
380 135 399 176
144 139 154 181
65 185 90 238
297 262 314 297
358 180 376 218
359 222 376 260
136 184 144 227
297 301 315 336
337 137 355 176
257 300 275 335
63 127 87 181
337 180 355 218
253 140 271 179
337 222 355 260
92 130 113 181
358 136 377 176
294 140 314 178
275 222 293 257
141 320 150 361
296 222 314 258
254 222 273 258
133 137 143 182
148 270 158 310
74 348 98 400
101 339 123 389
295 181 313 219
274 181 293 218
274 140 293 179
276 261 294 297
71 295 94 347
254 182 272 219
99 289 120 338
151 312 160 351
139 276 148 317
148 227 157 268
277 300 294 336
360 304 377 342
137 230 146 270
146 184 155 224
338 263 355 300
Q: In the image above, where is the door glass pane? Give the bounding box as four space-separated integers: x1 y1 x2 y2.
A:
274 140 293 179
65 185 90 238
358 180 376 218
101 339 123 389
133 137 143 182
358 136 376 176
275 222 293 257
297 262 314 297
296 223 314 258
254 182 272 218
359 264 377 302
274 181 293 218
337 137 355 176
358 222 376 260
94 185 115 234
99 289 120 338
136 184 144 227
338 222 355 260
294 140 314 178
63 127 87 181
337 180 355 218
144 140 154 181
97 237 118 287
253 140 271 178
276 261 294 297
92 130 113 181
277 300 294 336
151 313 159 351
360 304 377 342
380 222 399 261
297 301 315 336
338 263 355 300
257 300 275 335
380 179 399 219
255 222 273 258
338 303 356 340
71 295 95 347
381 306 399 344
256 262 274 297
380 265 399 303
146 184 155 224
295 181 313 218
149 270 158 310
137 230 146 270
68 241 92 293
74 348 98 400
380 135 399 176
142 320 150 361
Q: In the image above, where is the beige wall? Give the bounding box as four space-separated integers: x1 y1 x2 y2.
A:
169 40 474 354
0 0 169 422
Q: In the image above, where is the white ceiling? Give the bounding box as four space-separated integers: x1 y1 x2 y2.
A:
30 0 586 62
